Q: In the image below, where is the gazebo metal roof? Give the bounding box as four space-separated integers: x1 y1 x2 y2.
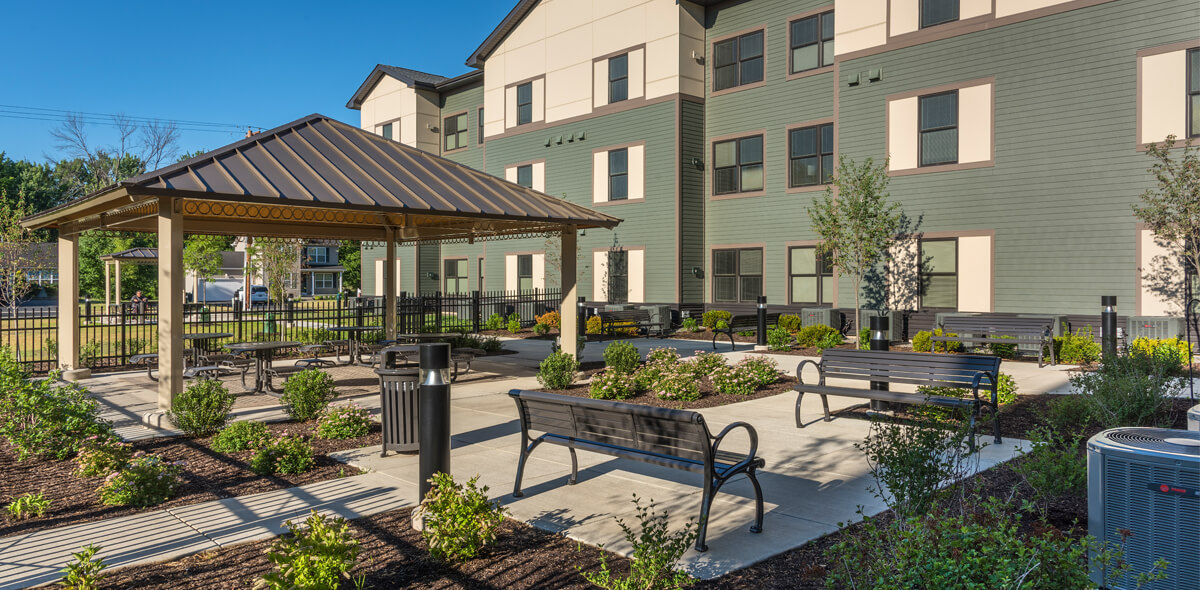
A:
98 247 158 263
21 113 620 242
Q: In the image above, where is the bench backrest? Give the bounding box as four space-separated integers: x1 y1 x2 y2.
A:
818 349 1000 390
940 316 1052 336
599 310 651 323
727 313 780 330
510 389 711 464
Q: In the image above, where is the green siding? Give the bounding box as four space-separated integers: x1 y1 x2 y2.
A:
440 83 485 170
680 99 706 306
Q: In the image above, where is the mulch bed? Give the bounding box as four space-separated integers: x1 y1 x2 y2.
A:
87 507 626 590
0 421 379 538
542 366 799 410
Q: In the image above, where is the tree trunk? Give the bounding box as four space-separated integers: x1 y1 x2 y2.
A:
854 276 861 342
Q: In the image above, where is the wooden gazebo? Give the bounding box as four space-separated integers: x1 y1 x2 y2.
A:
98 247 158 307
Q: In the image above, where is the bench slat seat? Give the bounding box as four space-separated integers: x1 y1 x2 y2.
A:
510 389 764 552
712 313 780 350
933 316 1056 367
597 309 668 338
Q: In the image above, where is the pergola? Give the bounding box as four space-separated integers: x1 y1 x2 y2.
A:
99 247 157 307
23 113 620 417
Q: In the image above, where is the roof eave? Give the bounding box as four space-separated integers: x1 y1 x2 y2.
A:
466 0 538 68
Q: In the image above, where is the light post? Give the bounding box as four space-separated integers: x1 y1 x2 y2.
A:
418 343 452 502
1101 296 1117 358
870 315 890 411
755 296 768 350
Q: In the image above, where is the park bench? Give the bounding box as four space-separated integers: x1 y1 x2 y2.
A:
711 313 781 350
130 353 158 381
597 309 669 338
933 316 1056 367
508 389 765 552
793 349 1003 448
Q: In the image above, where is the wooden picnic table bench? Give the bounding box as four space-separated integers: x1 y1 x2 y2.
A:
933 315 1056 367
793 349 1003 448
711 313 780 350
597 309 669 338
509 389 765 552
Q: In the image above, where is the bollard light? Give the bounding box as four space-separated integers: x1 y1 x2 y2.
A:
756 296 768 348
869 315 890 411
1101 296 1117 358
418 343 452 502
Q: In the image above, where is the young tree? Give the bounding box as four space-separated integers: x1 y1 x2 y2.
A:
183 235 232 303
338 240 361 292
1132 135 1200 310
247 238 299 303
807 155 902 334
0 191 42 315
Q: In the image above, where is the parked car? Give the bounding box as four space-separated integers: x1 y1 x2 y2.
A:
234 286 270 306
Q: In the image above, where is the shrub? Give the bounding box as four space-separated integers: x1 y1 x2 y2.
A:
1055 326 1101 364
987 334 1019 359
168 378 235 437
261 510 360 590
603 340 641 374
701 310 731 329
652 367 701 402
60 544 107 590
507 318 522 333
535 310 561 329
778 314 802 333
646 347 680 364
1011 427 1087 514
316 403 372 440
714 319 729 331
211 421 272 453
767 326 793 351
0 352 114 461
1070 352 1182 429
1130 336 1192 370
581 494 697 590
681 350 727 380
711 364 756 396
533 322 551 336
1043 393 1096 436
421 472 507 562
797 324 839 347
585 315 603 335
912 330 933 352
449 333 504 354
815 330 845 352
75 436 133 477
590 370 639 400
680 317 700 332
917 372 1019 408
485 313 505 331
281 368 338 421
6 492 51 519
537 351 579 389
294 327 335 345
97 453 185 507
858 326 871 350
739 356 780 388
251 435 315 475
857 413 975 516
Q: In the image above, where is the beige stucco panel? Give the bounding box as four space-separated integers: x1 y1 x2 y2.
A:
961 0 991 19
547 28 594 73
593 250 608 300
958 83 993 164
503 0 547 50
1139 229 1184 316
888 97 919 171
414 89 441 153
593 151 609 203
887 240 919 311
546 63 593 121
532 161 546 193
359 77 415 138
505 254 518 292
593 4 648 56
399 115 417 147
628 47 646 100
593 60 610 108
506 42 549 85
628 249 645 303
957 236 993 313
1141 51 1187 144
835 0 887 55
533 253 546 290
545 0 593 38
995 0 1072 18
890 0 919 37
532 78 546 123
505 85 518 129
629 145 645 200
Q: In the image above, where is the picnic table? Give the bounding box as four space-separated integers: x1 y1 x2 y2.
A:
224 341 302 394
183 332 232 366
327 326 383 365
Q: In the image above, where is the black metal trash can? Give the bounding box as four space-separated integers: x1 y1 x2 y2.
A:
376 368 420 456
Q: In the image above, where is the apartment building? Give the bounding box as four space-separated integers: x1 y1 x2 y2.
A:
350 0 1199 328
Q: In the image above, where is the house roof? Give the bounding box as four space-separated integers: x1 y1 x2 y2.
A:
21 113 620 243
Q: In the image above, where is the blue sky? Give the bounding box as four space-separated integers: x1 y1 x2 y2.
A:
0 0 513 163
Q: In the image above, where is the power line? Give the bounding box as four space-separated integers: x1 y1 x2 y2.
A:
0 103 262 133
0 111 246 134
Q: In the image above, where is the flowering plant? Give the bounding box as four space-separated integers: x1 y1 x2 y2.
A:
316 403 372 440
589 370 638 400
97 452 185 507
75 435 132 478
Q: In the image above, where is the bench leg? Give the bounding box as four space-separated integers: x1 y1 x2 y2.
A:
821 394 832 422
512 439 541 498
795 392 805 428
967 407 978 453
696 480 714 553
567 447 579 485
747 467 764 534
712 333 718 350
992 400 1003 446
146 364 158 383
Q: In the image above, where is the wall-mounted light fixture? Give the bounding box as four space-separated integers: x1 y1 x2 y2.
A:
425 272 437 280
691 267 703 278
689 157 704 170
692 50 705 64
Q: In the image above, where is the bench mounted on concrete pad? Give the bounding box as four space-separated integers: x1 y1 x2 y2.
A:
130 353 158 382
933 316 1055 367
508 389 765 552
712 313 780 350
793 349 1003 448
597 309 669 338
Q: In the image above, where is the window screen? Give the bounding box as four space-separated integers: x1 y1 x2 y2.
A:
516 165 533 188
607 250 628 303
919 91 958 166
713 248 762 303
444 113 468 151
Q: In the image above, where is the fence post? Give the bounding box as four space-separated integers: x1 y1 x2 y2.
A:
472 291 481 333
119 303 127 364
436 291 443 333
234 305 242 341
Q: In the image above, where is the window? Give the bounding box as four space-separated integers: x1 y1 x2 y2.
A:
921 0 959 29
789 123 834 187
789 246 834 305
444 259 468 294
477 107 484 144
516 82 533 125
609 54 629 103
517 254 533 291
713 248 763 303
920 239 957 309
919 91 958 166
381 123 393 141
1189 49 1200 138
516 164 533 188
607 250 628 303
306 247 328 264
713 135 764 195
314 273 335 290
444 113 468 151
608 148 629 201
713 31 764 91
790 12 834 73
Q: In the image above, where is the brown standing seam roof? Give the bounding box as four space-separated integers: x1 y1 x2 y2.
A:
99 247 158 263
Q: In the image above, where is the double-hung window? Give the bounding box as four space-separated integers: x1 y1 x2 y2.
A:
920 239 957 309
516 82 533 125
477 107 484 144
381 123 393 141
714 135 764 195
608 148 629 201
517 254 533 292
607 250 628 303
444 259 468 294
516 164 533 188
919 91 958 166
444 113 468 151
921 0 959 29
713 248 763 303
314 273 335 290
789 246 834 305
1189 49 1199 138
790 12 834 73
306 247 328 264
609 54 629 104
789 123 834 187
713 31 764 92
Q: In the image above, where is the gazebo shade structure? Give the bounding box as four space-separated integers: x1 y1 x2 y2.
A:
98 248 158 308
23 113 617 416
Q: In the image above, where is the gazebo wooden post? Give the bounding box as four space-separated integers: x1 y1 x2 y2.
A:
114 261 123 306
104 261 111 309
384 227 397 339
559 226 578 358
56 233 85 378
156 197 185 412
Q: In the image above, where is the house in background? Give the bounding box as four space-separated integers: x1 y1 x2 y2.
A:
187 240 345 302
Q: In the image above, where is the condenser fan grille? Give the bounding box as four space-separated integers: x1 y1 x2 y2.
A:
1104 429 1200 455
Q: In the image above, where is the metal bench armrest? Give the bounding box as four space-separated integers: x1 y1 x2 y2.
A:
711 421 759 472
794 359 824 386
968 370 997 406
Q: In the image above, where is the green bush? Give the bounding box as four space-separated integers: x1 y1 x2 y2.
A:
1011 427 1087 514
912 330 933 352
316 403 372 440
485 313 505 331
211 421 272 453
701 310 731 329
60 544 107 590
6 492 51 519
858 413 976 516
74 436 132 477
680 317 700 332
294 327 334 345
261 510 360 590
646 347 680 364
281 368 338 421
168 379 235 436
858 327 871 350
815 330 845 352
533 322 551 336
603 340 641 374
506 319 522 333
251 435 315 475
1043 393 1096 436
652 367 701 402
917 371 1019 408
97 453 184 507
983 334 1018 359
797 324 839 347
421 472 507 562
711 364 755 396
581 495 697 590
1055 326 1101 364
740 356 779 388
1069 352 1182 429
681 350 727 380
589 370 639 400
448 333 504 354
0 349 114 461
767 326 793 351
537 351 579 390
1130 336 1192 371
778 314 802 333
